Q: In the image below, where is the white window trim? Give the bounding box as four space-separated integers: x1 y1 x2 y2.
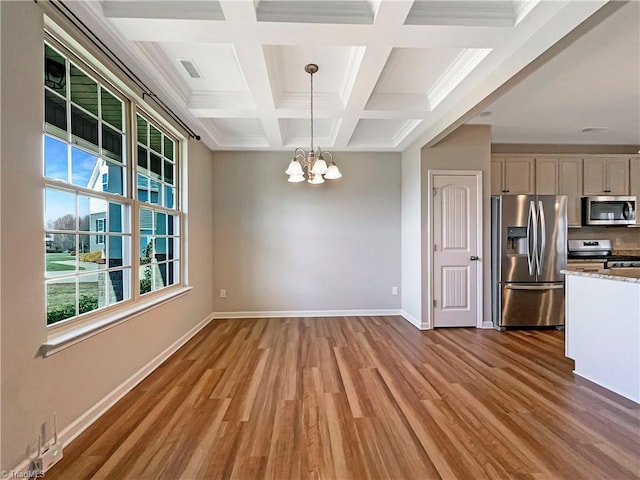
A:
43 286 192 357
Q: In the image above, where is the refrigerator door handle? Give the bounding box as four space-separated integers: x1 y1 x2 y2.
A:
527 201 537 276
505 284 564 290
537 200 546 275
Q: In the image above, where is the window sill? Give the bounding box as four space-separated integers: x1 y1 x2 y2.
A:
41 286 192 357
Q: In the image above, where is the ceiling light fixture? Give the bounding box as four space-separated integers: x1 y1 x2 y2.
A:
285 64 341 184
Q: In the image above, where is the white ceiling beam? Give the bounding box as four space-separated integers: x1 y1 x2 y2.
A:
104 17 502 49
333 0 416 148
218 0 283 148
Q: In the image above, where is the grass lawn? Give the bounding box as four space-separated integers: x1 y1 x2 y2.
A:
46 253 86 272
47 282 76 307
47 281 100 307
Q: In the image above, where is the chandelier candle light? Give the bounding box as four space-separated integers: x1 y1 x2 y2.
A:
285 64 342 184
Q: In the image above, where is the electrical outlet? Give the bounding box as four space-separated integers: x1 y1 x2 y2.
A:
219 288 226 298
392 286 398 295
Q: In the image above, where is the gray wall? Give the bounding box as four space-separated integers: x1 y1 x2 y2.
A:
212 151 401 313
400 145 423 326
1 2 215 468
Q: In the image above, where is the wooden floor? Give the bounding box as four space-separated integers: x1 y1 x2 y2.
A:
49 317 640 480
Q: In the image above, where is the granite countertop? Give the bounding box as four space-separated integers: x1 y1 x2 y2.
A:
562 269 640 284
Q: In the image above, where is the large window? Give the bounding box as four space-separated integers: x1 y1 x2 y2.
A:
44 41 182 326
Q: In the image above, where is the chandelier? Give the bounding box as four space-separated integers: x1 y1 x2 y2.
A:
285 64 342 184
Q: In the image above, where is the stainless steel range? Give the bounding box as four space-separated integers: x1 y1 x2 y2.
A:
568 239 640 271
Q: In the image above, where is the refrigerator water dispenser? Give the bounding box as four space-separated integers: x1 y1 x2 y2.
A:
506 226 528 255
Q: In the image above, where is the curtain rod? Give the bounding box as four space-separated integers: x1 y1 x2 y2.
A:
39 0 201 141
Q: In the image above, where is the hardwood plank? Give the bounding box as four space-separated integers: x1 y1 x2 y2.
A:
47 318 640 480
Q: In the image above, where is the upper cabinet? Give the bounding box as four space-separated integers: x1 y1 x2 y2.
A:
535 157 583 227
630 156 640 226
491 156 535 195
535 158 559 194
583 157 629 195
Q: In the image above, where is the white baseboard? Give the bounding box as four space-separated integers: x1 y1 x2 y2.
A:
399 310 431 330
212 309 403 319
11 312 215 475
481 321 495 329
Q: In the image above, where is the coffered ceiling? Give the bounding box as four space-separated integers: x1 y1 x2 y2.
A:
62 0 635 151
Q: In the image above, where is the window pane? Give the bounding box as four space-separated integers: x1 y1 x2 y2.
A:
108 235 124 267
140 208 153 235
78 271 103 314
70 64 98 115
102 124 123 162
47 277 77 325
150 152 162 180
45 136 68 182
168 215 175 236
78 237 105 268
163 160 174 185
71 147 100 188
104 161 124 195
168 261 177 285
109 202 125 233
45 45 66 96
154 238 167 261
137 174 149 202
168 237 175 260
150 124 162 153
164 186 175 209
140 265 152 295
45 189 76 230
101 88 123 130
155 263 167 289
71 105 98 151
164 137 174 161
107 269 129 305
140 236 153 263
137 145 148 173
78 195 107 232
45 90 67 135
155 212 167 235
79 234 91 255
137 115 148 146
45 234 76 276
150 180 161 205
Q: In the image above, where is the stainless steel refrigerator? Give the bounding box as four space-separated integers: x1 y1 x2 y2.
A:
491 195 567 328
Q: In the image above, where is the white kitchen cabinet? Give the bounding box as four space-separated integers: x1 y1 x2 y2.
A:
535 157 558 194
630 156 640 226
535 157 582 226
583 157 629 195
491 156 535 195
559 158 583 227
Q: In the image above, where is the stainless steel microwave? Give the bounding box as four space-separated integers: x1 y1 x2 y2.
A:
582 196 636 225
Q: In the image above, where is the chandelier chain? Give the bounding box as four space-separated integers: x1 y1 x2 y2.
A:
310 70 314 153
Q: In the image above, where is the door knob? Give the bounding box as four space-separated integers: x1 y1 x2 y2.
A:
470 256 479 261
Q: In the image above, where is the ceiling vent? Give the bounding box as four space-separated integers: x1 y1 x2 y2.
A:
179 59 202 79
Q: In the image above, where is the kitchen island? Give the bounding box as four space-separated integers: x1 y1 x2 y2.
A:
564 270 640 403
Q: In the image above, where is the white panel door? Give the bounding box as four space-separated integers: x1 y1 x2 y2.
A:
433 175 479 327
